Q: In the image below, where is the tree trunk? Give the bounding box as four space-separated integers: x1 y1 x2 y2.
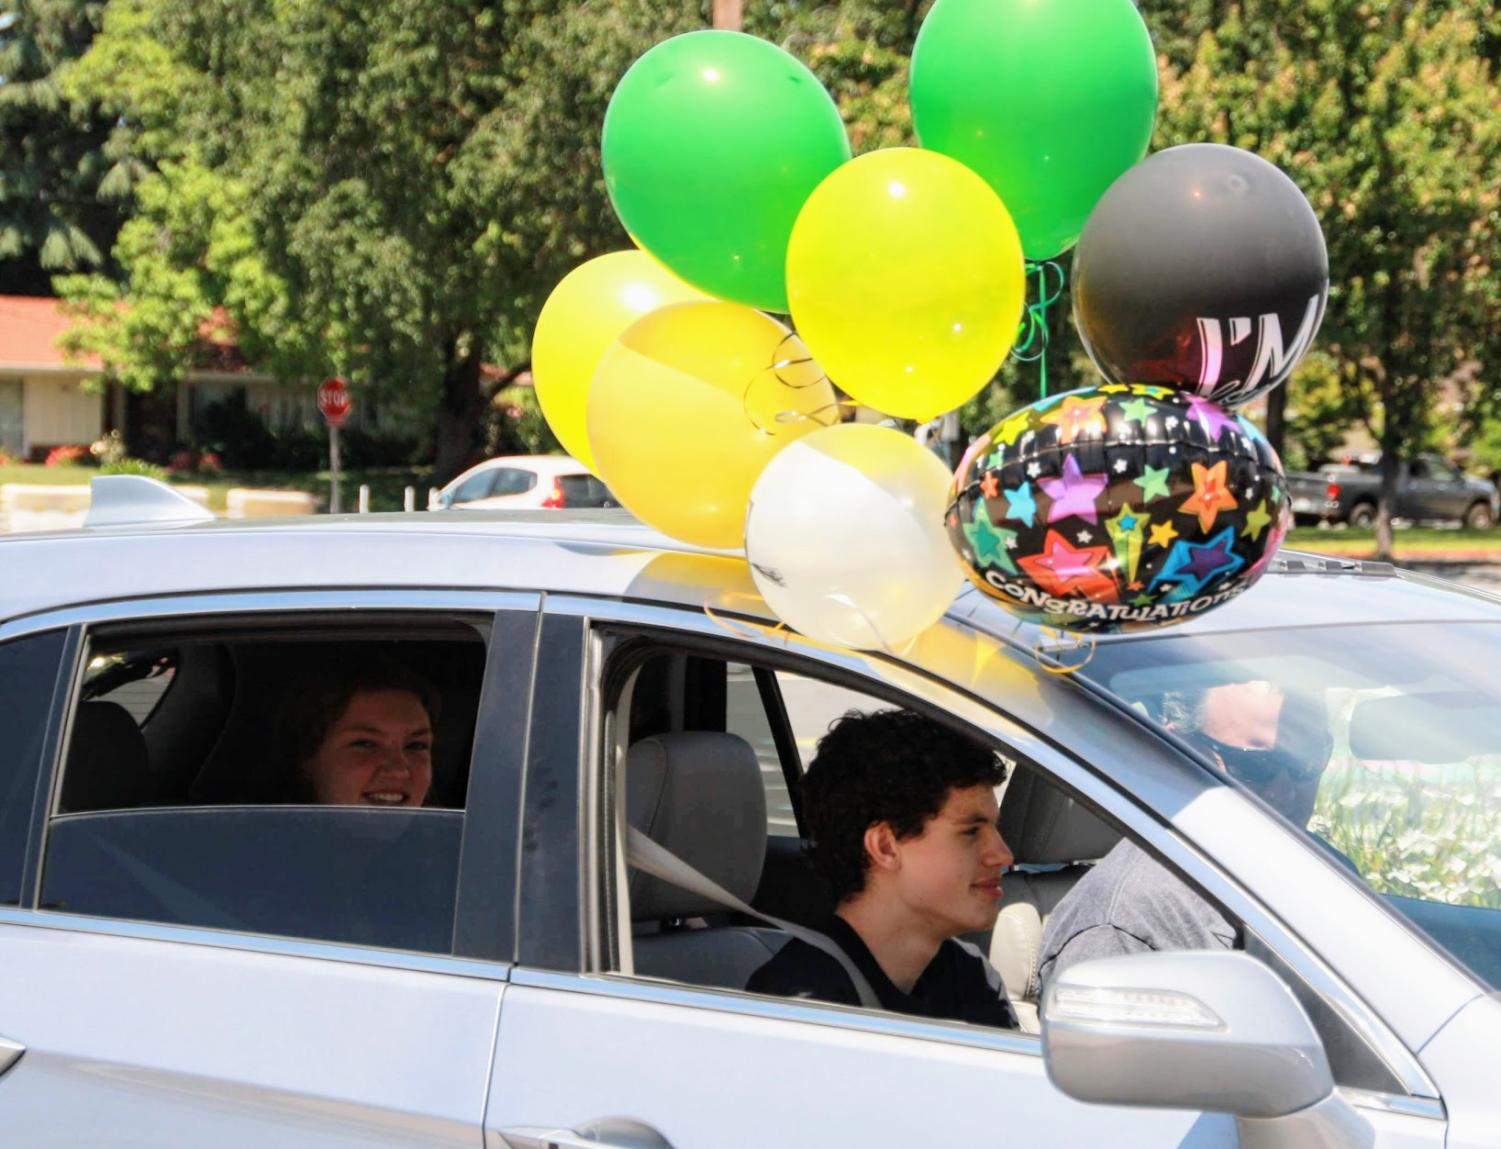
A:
712 1 742 30
1375 414 1399 561
432 337 487 485
1264 382 1287 463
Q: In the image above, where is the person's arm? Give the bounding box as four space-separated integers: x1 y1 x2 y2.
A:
1038 923 1151 986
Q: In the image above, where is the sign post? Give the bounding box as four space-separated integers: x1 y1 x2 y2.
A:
318 378 353 514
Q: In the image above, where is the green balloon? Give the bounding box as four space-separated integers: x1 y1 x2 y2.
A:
910 0 1158 261
602 30 850 313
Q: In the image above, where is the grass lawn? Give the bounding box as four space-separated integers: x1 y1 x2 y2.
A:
1287 525 1501 558
0 463 435 513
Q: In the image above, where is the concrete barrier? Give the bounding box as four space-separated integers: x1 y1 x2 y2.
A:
225 488 317 519
1 483 92 533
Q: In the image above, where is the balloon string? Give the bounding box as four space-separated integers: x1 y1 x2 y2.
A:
742 333 848 434
1010 260 1065 399
1033 625 1096 675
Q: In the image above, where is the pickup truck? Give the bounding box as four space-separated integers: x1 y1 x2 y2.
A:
1287 453 1499 528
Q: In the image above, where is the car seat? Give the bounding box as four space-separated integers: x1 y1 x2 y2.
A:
627 731 788 990
991 767 1121 1031
59 701 154 812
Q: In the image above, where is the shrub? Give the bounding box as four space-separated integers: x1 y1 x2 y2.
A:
90 430 128 466
44 444 91 467
100 457 171 482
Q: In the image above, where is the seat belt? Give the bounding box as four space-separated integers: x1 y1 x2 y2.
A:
626 826 881 1010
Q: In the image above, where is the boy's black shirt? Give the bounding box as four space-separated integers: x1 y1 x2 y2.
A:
746 914 1018 1030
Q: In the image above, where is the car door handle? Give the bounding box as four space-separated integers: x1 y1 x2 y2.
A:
0 1034 24 1077
499 1118 673 1149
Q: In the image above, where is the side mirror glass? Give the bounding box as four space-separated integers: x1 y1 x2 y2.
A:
1041 951 1332 1119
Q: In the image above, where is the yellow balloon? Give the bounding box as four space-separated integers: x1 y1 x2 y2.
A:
532 251 710 472
786 148 1026 422
589 301 836 549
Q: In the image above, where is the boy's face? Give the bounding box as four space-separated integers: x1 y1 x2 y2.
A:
888 783 1013 938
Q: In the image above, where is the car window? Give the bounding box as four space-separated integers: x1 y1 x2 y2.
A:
1427 459 1458 482
83 647 177 725
0 630 68 906
559 474 612 508
1408 459 1430 479
449 469 496 504
602 638 1409 1091
724 662 796 836
42 617 489 954
491 468 537 496
1083 621 1501 991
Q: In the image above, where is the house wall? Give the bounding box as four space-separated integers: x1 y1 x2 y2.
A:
21 373 105 456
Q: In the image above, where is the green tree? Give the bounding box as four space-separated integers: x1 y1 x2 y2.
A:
1148 1 1501 558
59 0 702 479
0 0 136 292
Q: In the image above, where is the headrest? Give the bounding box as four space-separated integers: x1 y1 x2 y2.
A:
1000 767 1119 865
626 731 767 920
61 701 153 812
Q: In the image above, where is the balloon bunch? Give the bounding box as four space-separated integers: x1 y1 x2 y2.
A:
530 0 1324 649
951 139 1329 633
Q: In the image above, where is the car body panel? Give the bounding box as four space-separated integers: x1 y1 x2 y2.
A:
0 915 504 1147
485 973 1235 1149
1416 993 1501 1149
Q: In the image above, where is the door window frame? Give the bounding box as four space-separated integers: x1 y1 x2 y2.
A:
0 589 539 974
513 593 1443 1109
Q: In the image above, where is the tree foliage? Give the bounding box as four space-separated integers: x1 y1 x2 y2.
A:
59 0 702 477
1147 0 1500 555
0 0 135 292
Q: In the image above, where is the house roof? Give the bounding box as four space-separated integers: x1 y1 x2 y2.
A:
0 295 263 378
0 295 103 372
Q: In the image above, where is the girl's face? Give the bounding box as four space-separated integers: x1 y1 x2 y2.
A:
303 689 433 806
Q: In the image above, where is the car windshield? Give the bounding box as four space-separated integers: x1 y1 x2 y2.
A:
1081 621 1501 989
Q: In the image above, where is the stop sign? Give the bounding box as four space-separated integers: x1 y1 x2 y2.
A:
318 377 353 427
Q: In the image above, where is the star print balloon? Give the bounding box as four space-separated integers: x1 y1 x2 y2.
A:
947 384 1289 632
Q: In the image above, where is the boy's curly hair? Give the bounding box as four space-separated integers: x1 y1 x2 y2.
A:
801 709 1006 903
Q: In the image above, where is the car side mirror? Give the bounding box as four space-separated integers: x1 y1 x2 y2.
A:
1041 952 1372 1149
436 491 454 509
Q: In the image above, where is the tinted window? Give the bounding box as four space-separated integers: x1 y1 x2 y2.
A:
45 620 489 954
450 470 496 504
491 468 537 496
559 474 612 507
43 808 460 952
0 630 66 906
83 647 177 724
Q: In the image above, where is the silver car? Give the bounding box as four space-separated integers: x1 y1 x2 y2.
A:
0 477 1494 1148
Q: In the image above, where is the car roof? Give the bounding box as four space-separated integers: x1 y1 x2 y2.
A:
449 455 588 480
5 506 1499 639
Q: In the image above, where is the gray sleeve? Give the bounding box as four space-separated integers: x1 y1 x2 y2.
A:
1038 840 1237 991
1039 922 1152 985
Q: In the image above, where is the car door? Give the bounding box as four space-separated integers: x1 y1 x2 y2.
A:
0 592 537 1148
484 600 1451 1149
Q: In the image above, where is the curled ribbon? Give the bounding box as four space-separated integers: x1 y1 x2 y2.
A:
742 333 846 435
1032 625 1097 675
1010 260 1066 399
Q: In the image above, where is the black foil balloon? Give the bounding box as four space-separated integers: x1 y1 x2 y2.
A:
948 385 1290 633
1073 144 1329 409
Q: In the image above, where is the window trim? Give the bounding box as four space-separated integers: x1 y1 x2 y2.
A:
526 593 1441 1104
751 664 806 837
9 589 539 967
8 627 79 910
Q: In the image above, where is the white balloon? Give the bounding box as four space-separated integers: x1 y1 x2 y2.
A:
744 423 965 650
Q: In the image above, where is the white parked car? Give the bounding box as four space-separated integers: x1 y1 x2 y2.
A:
0 477 1495 1148
435 454 617 510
